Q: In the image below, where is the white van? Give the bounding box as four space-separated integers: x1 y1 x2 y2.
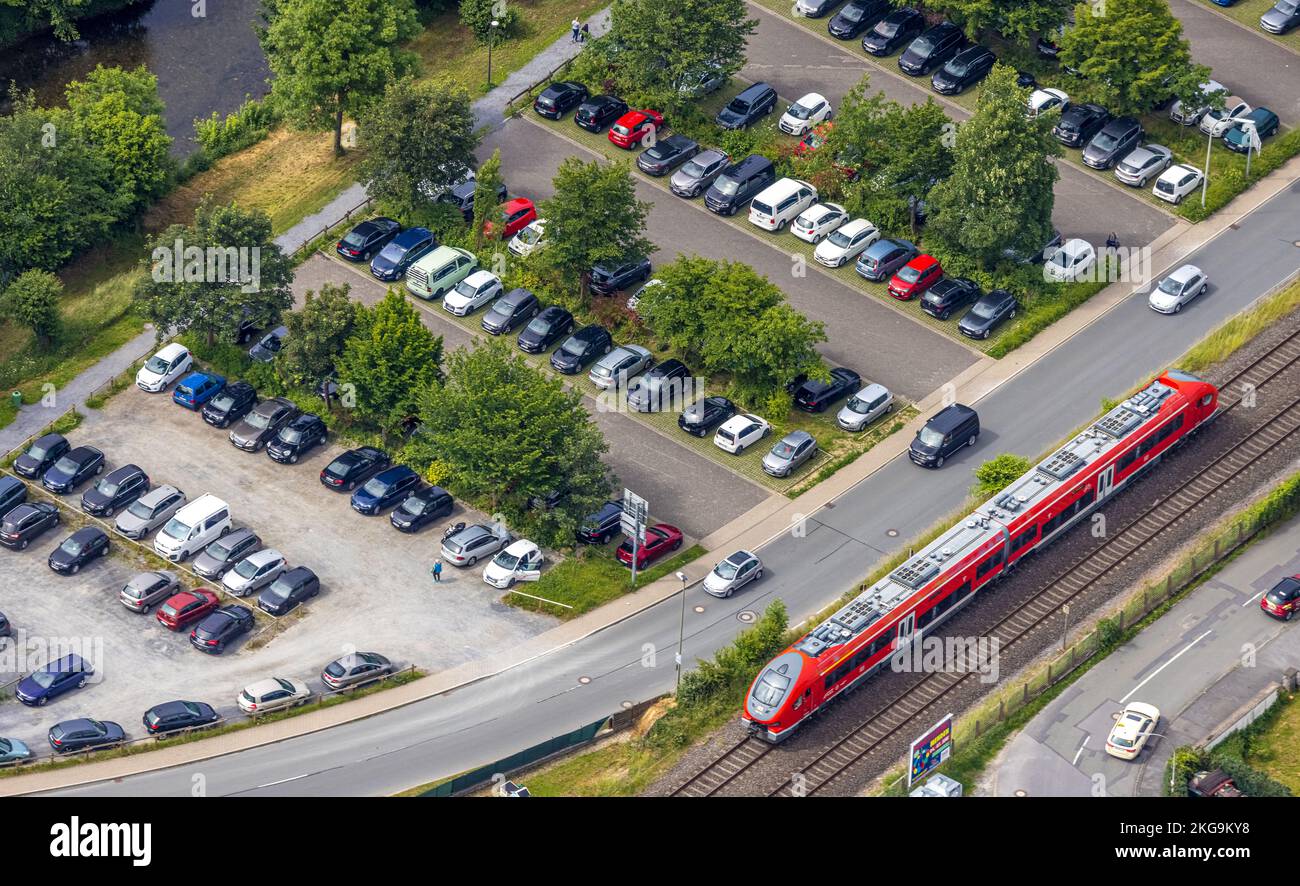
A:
153 494 232 562
748 178 818 232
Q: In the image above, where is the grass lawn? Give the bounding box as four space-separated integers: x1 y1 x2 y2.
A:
1241 691 1300 793
506 543 706 617
1196 0 1300 54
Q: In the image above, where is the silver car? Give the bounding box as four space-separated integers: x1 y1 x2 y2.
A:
238 677 311 715
762 430 818 477
702 550 763 598
669 148 729 198
321 652 393 691
1113 144 1172 187
222 548 287 597
1148 264 1208 315
192 527 261 580
441 523 511 567
113 485 186 540
119 571 180 613
589 345 653 390
837 383 894 432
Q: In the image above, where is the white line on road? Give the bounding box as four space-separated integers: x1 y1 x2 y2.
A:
1120 630 1213 704
255 773 311 789
1072 736 1090 767
1242 588 1267 606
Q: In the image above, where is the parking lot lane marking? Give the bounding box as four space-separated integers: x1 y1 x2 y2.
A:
1072 735 1089 767
1242 588 1268 607
1119 629 1213 705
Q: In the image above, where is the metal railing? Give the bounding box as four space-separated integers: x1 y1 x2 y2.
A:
289 196 375 260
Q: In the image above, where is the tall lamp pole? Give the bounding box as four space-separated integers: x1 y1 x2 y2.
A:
675 571 688 694
486 19 500 89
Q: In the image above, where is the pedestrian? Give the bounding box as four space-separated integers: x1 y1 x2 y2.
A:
432 559 443 583
572 18 580 42
581 22 590 42
1105 231 1120 250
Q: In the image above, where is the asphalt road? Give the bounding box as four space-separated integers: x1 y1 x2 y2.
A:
991 510 1300 797
43 177 1300 796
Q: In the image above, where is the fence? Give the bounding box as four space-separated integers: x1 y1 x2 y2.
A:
288 195 375 261
1 406 79 465
504 55 578 118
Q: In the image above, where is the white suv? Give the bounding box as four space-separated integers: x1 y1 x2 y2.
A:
154 494 231 562
748 179 818 232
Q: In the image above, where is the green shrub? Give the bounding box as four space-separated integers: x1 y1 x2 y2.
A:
194 97 277 161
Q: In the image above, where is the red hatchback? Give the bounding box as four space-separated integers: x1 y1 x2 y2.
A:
484 198 538 240
888 254 944 300
616 523 683 569
608 110 664 149
1261 575 1300 620
156 589 220 631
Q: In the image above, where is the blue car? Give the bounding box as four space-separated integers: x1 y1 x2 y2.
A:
370 227 436 282
15 653 93 707
0 736 32 765
350 465 420 515
1222 107 1280 153
172 372 226 410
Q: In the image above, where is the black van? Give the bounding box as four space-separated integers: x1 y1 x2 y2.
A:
704 154 776 216
909 403 979 468
715 82 778 130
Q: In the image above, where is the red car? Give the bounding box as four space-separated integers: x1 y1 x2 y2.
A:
156 589 220 631
483 198 538 240
1261 575 1300 620
608 109 664 150
888 254 944 300
616 523 683 569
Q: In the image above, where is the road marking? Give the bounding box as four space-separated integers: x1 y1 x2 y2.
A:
1072 735 1089 767
255 773 311 789
1120 629 1213 704
1242 588 1267 606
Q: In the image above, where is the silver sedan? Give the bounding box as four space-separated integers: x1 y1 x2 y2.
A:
703 550 763 598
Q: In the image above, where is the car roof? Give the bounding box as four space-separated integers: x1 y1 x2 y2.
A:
838 218 875 234
246 678 286 696
720 414 759 431
502 197 532 211
502 539 539 556
1166 264 1202 284
736 81 773 100
374 465 416 483
462 269 498 286
853 382 890 399
392 226 432 244
246 548 283 566
573 324 609 340
781 429 815 445
725 550 756 565
928 403 977 430
794 91 827 105
498 287 536 306
154 342 188 360
906 254 940 269
538 305 570 320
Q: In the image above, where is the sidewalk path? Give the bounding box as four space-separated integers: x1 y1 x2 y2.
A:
272 8 612 257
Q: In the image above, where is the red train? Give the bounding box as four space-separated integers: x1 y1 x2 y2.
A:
742 370 1219 742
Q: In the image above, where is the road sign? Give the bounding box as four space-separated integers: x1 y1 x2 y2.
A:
908 713 954 787
621 488 648 543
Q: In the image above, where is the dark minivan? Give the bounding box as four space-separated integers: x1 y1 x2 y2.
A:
704 154 776 216
715 82 778 130
898 21 966 76
910 404 980 468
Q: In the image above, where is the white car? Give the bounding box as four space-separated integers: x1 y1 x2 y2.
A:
1198 97 1250 137
443 269 503 316
1026 87 1068 118
703 550 763 598
1105 701 1161 760
714 413 771 454
814 217 880 267
1148 264 1208 314
482 539 544 589
791 202 848 243
779 92 833 136
1152 163 1204 205
1043 238 1096 283
507 219 547 258
135 343 192 392
237 676 311 715
221 548 286 597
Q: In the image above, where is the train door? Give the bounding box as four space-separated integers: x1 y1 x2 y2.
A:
896 613 915 649
1097 465 1114 500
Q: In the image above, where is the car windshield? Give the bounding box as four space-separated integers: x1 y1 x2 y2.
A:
453 280 478 299
31 671 57 689
244 411 271 430
897 265 922 282
127 500 154 519
840 4 865 21
517 225 542 244
772 442 796 458
1092 132 1119 150
787 101 815 120
1278 1 1298 14
946 61 969 76
680 158 709 177
828 228 856 248
53 456 79 474
1049 250 1071 268
279 428 303 444
234 558 260 579
1158 277 1185 295
145 356 169 374
911 35 935 53
96 479 120 496
207 539 233 559
714 560 740 580
27 443 50 460
61 537 83 555
494 550 522 570
399 496 425 515
562 337 587 356
713 175 740 196
918 427 945 447
210 392 235 410
525 317 551 335
971 300 1000 319
873 20 898 37
361 478 389 497
846 395 871 414
725 98 750 114
377 242 405 261
163 517 191 538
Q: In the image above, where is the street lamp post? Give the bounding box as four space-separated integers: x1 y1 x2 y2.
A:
675 571 688 694
486 19 500 89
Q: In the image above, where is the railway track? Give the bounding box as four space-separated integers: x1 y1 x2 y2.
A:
671 328 1300 798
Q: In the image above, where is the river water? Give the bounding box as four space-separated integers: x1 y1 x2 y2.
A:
0 0 270 155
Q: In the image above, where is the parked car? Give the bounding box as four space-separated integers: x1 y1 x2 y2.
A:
190 605 255 654
608 109 663 149
81 464 149 517
16 653 93 706
1199 96 1251 137
157 588 220 631
1082 117 1143 169
390 485 454 533
702 550 763 598
483 198 537 241
172 372 225 410
405 245 479 301
0 737 32 764
715 82 777 130
1001 228 1064 266
507 220 547 259
41 445 104 494
257 566 320 616
626 359 692 413
551 325 613 374
763 429 819 477
153 494 231 562
749 178 818 232
136 343 193 392
1026 87 1069 118
517 306 574 353
590 345 653 390
201 380 257 428
714 413 771 454
669 148 730 198
1043 238 1097 282
828 0 890 39
444 269 503 317
320 446 390 492
814 217 879 267
793 368 861 413
1114 144 1172 187
248 326 287 363
48 527 109 575
1152 163 1204 204
1148 264 1208 315
931 45 996 94
1260 574 1300 620
481 287 540 335
836 383 894 431
238 677 311 715
48 719 125 754
1053 103 1111 148
322 652 395 690
856 237 919 282
192 527 261 580
792 202 849 244
574 94 629 132
958 289 1019 339
778 93 833 137
898 21 966 76
888 254 944 300
436 178 506 222
576 501 624 545
119 570 181 613
143 700 220 734
590 257 652 295
483 539 544 589
0 475 24 519
1105 702 1160 760
637 134 699 176
678 63 726 98
862 6 925 56
679 395 737 438
617 523 682 569
921 276 982 320
222 548 287 597
0 502 60 550
228 397 297 452
266 413 327 464
794 0 841 15
533 80 588 119
336 217 400 262
441 523 511 567
909 403 979 468
12 432 70 480
1169 79 1225 125
704 154 776 216
369 227 435 282
351 465 420 515
1260 0 1300 35
1223 107 1280 153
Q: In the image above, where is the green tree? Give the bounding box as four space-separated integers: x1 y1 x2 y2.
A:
458 0 518 43
1058 0 1209 117
472 148 507 250
972 453 1033 499
925 65 1060 268
2 268 62 346
279 282 361 388
259 0 421 155
336 288 442 430
415 338 610 548
134 198 294 347
935 0 1071 42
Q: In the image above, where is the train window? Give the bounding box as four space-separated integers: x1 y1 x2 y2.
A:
951 581 971 604
1117 450 1137 473
975 549 1005 579
1200 394 1212 407
1012 526 1038 550
918 607 935 629
752 670 790 706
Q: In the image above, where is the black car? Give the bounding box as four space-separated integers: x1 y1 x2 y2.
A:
550 325 613 374
1082 117 1143 169
80 464 149 518
258 566 321 616
959 289 1019 340
829 0 890 40
704 153 777 216
41 446 104 495
351 466 420 515
249 326 287 363
574 95 629 132
481 287 540 335
921 276 982 320
898 22 966 76
637 134 700 176
12 432 70 479
862 6 925 56
143 700 221 734
335 217 401 262
1002 228 1063 266
319 446 390 492
267 413 328 464
0 501 59 550
793 368 861 413
201 380 257 429
533 80 589 119
931 45 996 95
517 306 574 354
910 403 980 468
590 258 652 295
48 527 109 575
576 501 624 545
189 606 255 654
48 719 126 755
390 485 454 533
1054 103 1111 148
0 475 24 519
1016 70 1037 89
678 395 737 438
715 82 778 130
438 179 508 222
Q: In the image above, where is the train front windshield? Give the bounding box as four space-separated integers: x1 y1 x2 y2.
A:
752 671 790 706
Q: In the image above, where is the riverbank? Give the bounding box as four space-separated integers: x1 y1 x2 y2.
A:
0 0 145 48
